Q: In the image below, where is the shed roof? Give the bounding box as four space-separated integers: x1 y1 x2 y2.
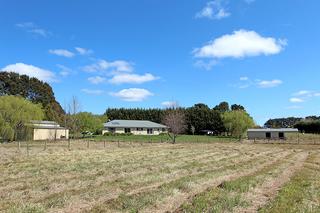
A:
104 120 167 128
247 128 298 132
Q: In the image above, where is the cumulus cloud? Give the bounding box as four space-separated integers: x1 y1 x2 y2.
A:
75 47 93 55
110 88 153 102
196 1 230 20
1 63 56 82
88 76 107 84
81 89 104 95
161 101 178 108
257 79 283 88
234 77 282 89
83 59 133 73
16 22 51 37
49 49 75 58
109 73 158 85
290 97 304 103
194 30 287 59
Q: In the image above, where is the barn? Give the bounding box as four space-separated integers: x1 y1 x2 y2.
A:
247 128 298 140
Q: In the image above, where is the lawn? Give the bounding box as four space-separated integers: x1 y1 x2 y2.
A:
0 139 319 212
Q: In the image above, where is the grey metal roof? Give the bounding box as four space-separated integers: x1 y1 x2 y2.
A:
30 120 58 125
104 120 168 128
247 128 298 132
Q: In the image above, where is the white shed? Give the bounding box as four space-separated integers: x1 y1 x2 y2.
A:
247 128 298 140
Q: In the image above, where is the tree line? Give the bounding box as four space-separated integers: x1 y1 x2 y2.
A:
105 102 254 137
265 116 320 134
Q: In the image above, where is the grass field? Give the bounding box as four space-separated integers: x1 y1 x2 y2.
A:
0 139 319 212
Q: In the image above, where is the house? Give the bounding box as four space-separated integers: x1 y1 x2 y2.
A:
30 120 69 140
247 128 298 140
102 120 168 135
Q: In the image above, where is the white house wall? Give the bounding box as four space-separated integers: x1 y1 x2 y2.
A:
103 127 167 135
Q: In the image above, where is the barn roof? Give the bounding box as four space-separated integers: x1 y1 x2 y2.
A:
247 128 298 132
104 120 167 128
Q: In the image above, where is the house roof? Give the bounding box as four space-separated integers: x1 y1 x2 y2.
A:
104 120 167 128
247 128 298 132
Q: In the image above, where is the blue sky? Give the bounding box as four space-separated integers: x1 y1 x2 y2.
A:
1 0 320 125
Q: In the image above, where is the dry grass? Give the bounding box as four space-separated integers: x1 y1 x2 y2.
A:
0 140 319 212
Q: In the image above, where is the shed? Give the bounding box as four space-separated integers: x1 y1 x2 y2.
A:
247 128 298 140
30 120 69 140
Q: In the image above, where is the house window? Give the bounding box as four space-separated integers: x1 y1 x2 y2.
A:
136 128 143 131
108 128 115 133
125 128 131 133
147 128 153 134
162 128 166 132
266 132 271 139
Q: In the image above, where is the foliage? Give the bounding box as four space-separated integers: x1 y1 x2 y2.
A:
222 110 255 139
0 72 65 123
0 95 44 141
213 101 230 113
294 120 320 134
73 112 105 135
186 104 225 135
264 117 302 128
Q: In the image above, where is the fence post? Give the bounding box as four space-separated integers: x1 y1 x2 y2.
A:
104 140 106 148
118 140 120 147
68 138 71 151
26 140 29 156
18 141 21 151
87 140 90 149
44 140 47 151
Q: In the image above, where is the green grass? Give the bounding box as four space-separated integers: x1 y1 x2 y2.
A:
259 153 320 213
92 134 237 143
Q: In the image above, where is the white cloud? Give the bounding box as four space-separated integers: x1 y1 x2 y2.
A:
75 47 93 55
110 88 153 102
290 97 304 103
81 89 104 95
194 30 286 59
161 101 178 108
240 76 249 81
88 76 107 84
1 63 56 82
57 64 72 77
109 73 158 85
196 1 230 20
257 79 283 88
194 60 218 70
49 49 75 58
83 59 133 73
16 22 51 37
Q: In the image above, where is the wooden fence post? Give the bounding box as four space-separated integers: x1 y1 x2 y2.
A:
87 140 90 149
18 141 21 151
26 141 29 156
118 140 120 147
68 138 71 151
44 140 47 151
104 140 106 148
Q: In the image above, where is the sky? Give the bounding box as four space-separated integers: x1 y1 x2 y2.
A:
1 0 320 125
